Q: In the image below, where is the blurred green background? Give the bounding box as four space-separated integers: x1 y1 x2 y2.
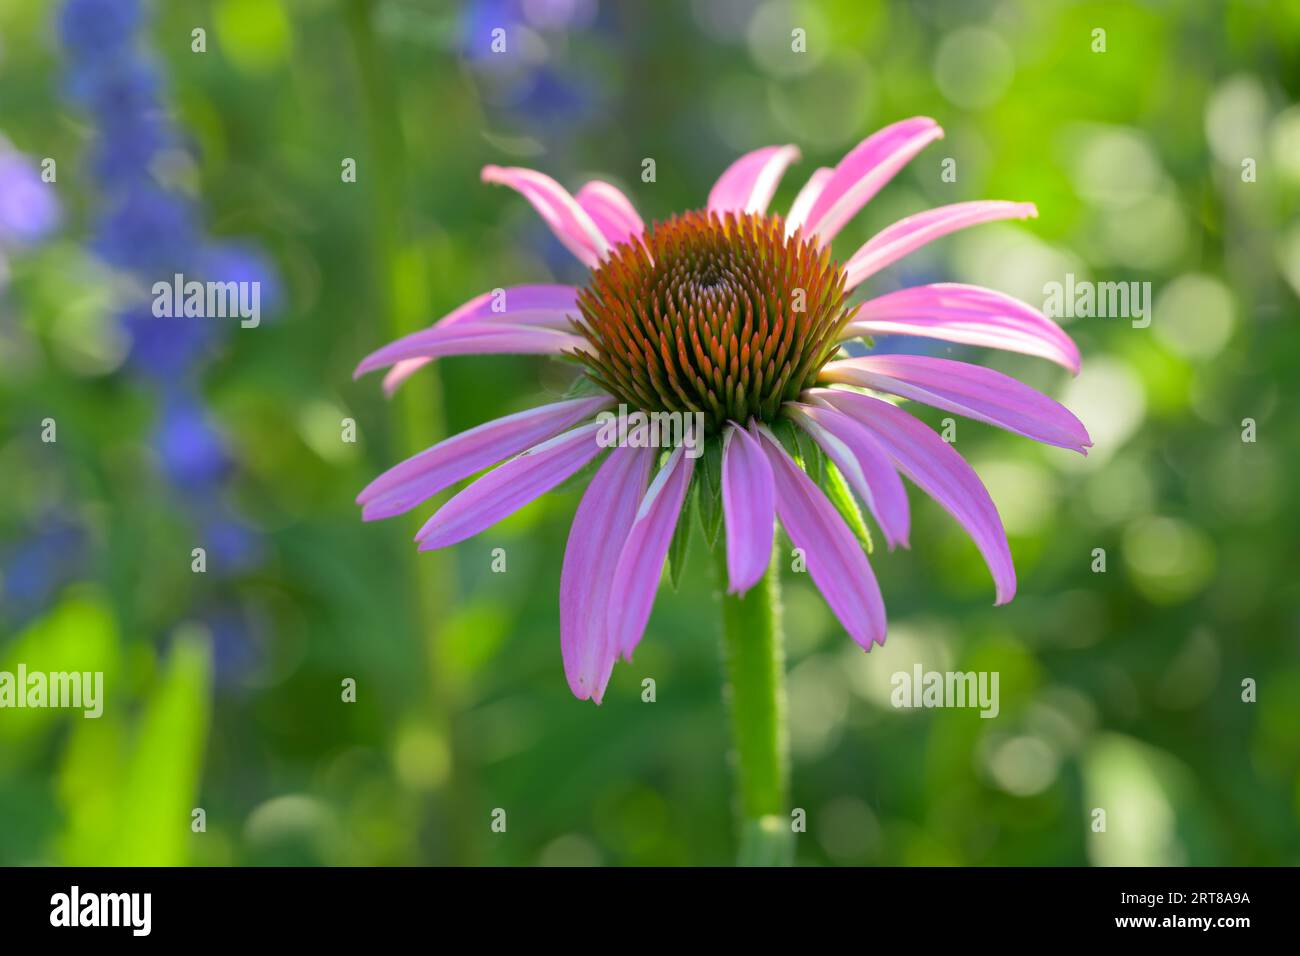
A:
1 0 1298 866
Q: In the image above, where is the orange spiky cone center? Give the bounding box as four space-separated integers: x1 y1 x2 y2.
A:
571 210 853 433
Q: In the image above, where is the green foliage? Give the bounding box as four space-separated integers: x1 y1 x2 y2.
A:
695 435 725 546
818 460 874 555
0 0 1297 867
666 477 694 590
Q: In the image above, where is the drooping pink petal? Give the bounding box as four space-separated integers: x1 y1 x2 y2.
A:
755 426 887 649
811 388 1015 605
785 402 910 549
383 358 434 396
381 305 579 394
576 181 645 247
482 165 610 267
561 444 655 703
707 145 802 215
357 395 613 521
354 323 588 379
785 166 833 236
820 355 1091 454
378 285 582 394
721 423 775 593
607 447 696 660
416 421 605 550
842 283 1081 374
802 116 944 245
843 200 1038 291
432 284 580 331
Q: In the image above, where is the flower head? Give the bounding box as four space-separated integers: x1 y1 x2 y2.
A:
356 117 1091 703
573 210 851 431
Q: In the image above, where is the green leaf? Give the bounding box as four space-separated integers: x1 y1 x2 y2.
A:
819 460 874 555
1 591 122 746
772 418 825 485
108 627 212 866
771 418 801 460
696 435 724 545
57 625 213 866
793 421 825 486
667 476 696 589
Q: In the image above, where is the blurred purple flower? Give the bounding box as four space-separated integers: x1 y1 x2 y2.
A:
463 0 596 48
199 242 283 316
152 389 230 490
0 148 60 245
460 0 600 130
65 56 160 116
54 0 277 660
0 139 64 626
195 605 262 685
57 0 141 64
510 69 595 126
200 514 262 573
92 186 197 274
76 64 174 183
461 0 518 60
0 519 86 627
120 304 217 380
519 0 598 30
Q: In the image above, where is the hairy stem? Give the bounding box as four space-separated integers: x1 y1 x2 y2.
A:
714 544 793 866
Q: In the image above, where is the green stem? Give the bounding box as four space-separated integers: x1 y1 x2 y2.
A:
714 544 793 866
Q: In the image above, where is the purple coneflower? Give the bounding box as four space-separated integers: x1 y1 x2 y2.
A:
356 117 1089 708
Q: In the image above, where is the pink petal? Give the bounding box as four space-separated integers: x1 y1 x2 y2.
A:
844 200 1038 291
820 355 1092 454
381 317 578 396
576 181 645 247
802 117 944 245
607 447 696 660
785 166 833 236
416 422 605 550
812 388 1015 605
482 165 610 267
383 358 434 396
721 423 775 593
378 284 581 395
357 395 613 521
755 426 887 649
707 145 801 215
432 284 580 331
843 283 1081 374
561 445 655 703
354 323 588 379
785 402 910 549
